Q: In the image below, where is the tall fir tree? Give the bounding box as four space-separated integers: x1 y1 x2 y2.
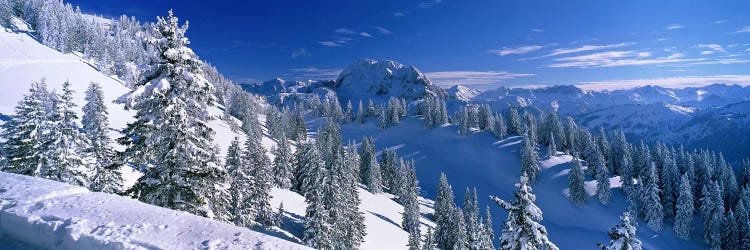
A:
1 81 49 176
225 137 255 226
492 175 559 250
521 133 540 184
272 135 294 189
507 106 522 135
402 163 421 234
83 82 122 193
359 137 383 193
435 173 457 249
674 174 694 240
597 212 642 250
244 126 276 227
41 81 89 187
118 11 226 218
596 159 612 206
643 163 664 232
568 155 587 207
302 145 333 249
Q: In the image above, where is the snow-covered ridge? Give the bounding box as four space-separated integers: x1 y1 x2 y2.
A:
335 59 446 102
0 172 310 250
444 84 482 102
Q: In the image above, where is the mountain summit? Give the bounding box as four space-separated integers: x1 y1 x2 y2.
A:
335 59 446 102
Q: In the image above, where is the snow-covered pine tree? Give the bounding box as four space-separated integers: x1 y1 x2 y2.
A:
521 133 540 184
547 133 556 158
459 107 470 136
83 82 123 193
225 137 255 226
357 100 365 124
596 158 612 206
493 113 507 139
379 107 388 129
522 111 537 144
722 209 739 250
344 100 354 123
701 180 724 248
735 192 750 250
597 212 642 250
273 134 294 189
408 228 422 250
367 99 377 117
508 106 522 135
452 207 469 250
482 206 495 250
118 11 226 218
423 227 437 250
568 155 586 207
1 81 48 176
435 173 457 249
244 125 275 227
492 175 559 250
402 162 421 234
41 81 89 187
359 137 383 193
674 174 694 240
302 144 333 249
642 163 663 232
661 152 679 218
740 159 750 188
463 187 482 250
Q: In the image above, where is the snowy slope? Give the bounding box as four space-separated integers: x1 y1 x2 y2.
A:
335 59 446 103
0 172 310 250
444 84 482 102
307 116 708 250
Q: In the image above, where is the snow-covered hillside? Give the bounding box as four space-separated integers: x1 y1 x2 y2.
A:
0 172 310 250
306 116 708 250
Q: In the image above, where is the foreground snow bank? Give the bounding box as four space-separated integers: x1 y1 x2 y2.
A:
0 172 309 250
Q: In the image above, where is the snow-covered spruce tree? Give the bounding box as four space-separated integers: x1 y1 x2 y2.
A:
619 143 635 197
41 81 90 187
596 158 612 206
118 11 226 218
302 144 333 249
478 104 493 131
359 137 383 193
597 212 642 250
423 227 437 250
597 128 612 172
356 100 365 124
435 173 457 249
225 137 255 226
492 175 559 250
522 111 537 144
83 82 123 193
380 148 400 194
674 174 694 240
408 228 422 250
723 209 740 250
367 99 377 117
459 107 470 136
736 192 750 250
568 155 587 207
521 132 540 184
325 149 365 249
493 113 507 139
464 187 482 250
740 159 750 188
402 163 421 234
452 207 469 249
547 133 556 158
378 107 388 129
1 81 48 176
660 152 679 218
507 106 522 135
701 180 724 248
482 206 496 250
244 125 276 227
344 100 354 123
642 163 663 232
272 134 294 189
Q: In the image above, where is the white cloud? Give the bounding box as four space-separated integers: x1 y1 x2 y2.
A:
360 32 373 38
418 0 442 8
334 28 355 34
691 58 750 65
666 24 684 30
372 26 392 35
577 75 750 91
546 51 701 68
291 67 343 79
523 43 634 59
425 71 534 86
318 41 343 47
697 44 726 54
713 20 727 24
489 45 544 56
734 26 750 33
394 12 405 17
291 48 310 58
531 29 544 32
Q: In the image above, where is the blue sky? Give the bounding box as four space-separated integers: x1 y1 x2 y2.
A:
70 0 750 90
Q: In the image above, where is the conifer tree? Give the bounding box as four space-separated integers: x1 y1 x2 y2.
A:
423 227 437 250
402 163 421 234
643 163 663 232
83 82 122 193
435 173 456 249
568 155 587 207
482 206 496 250
597 212 642 250
596 160 612 206
674 174 694 240
452 207 469 250
303 145 332 249
41 81 89 187
1 81 49 176
492 175 559 250
272 135 294 189
244 128 275 227
508 106 522 135
701 180 724 248
494 113 507 139
226 137 255 226
357 100 365 124
459 107 470 136
359 137 383 193
521 133 540 184
723 209 739 250
118 11 225 218
408 228 422 250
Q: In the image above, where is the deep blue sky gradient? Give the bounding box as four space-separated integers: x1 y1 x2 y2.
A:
68 0 750 90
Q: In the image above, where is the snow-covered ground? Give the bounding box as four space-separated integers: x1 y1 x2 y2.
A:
0 172 310 250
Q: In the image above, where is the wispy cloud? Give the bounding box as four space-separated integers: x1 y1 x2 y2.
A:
734 26 750 33
713 20 727 24
489 45 544 56
291 48 310 58
666 24 684 30
546 51 701 68
523 43 634 60
318 41 343 47
691 58 750 65
426 71 534 86
531 29 544 32
359 32 373 38
291 67 343 79
372 26 393 35
418 0 442 8
577 75 750 91
394 12 405 17
697 44 726 55
335 28 355 34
